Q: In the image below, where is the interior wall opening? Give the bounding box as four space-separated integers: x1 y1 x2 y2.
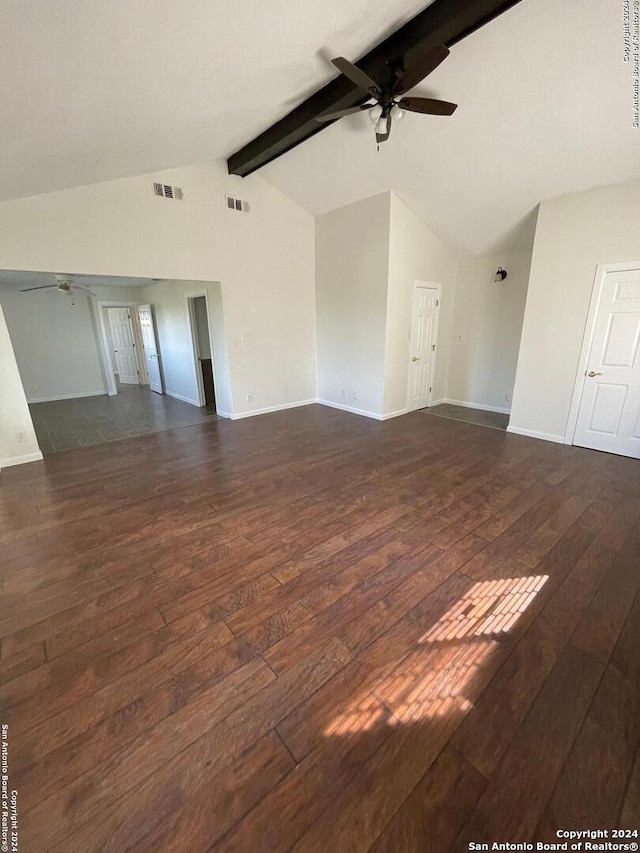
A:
0 270 231 455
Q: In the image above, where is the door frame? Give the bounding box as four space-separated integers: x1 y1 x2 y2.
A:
564 260 640 445
93 300 147 396
406 281 442 411
185 292 216 407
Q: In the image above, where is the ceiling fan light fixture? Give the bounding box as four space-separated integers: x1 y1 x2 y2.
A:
390 104 404 122
368 104 383 122
494 267 508 282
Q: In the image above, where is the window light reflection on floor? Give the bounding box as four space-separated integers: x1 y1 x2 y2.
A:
325 575 549 736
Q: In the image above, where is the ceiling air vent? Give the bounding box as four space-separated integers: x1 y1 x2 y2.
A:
152 182 184 201
225 195 250 213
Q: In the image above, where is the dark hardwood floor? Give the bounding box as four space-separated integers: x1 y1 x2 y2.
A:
1 404 639 851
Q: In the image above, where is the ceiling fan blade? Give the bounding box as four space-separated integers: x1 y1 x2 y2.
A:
332 57 382 96
315 103 374 122
375 114 391 144
394 44 450 94
398 97 458 116
19 284 57 292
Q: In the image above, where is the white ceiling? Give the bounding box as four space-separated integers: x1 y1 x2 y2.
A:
1 0 435 199
2 0 638 253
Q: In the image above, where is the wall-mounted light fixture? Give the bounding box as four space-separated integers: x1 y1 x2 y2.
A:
494 266 508 282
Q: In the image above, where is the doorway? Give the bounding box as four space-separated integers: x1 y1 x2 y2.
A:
187 295 216 410
95 300 151 396
568 263 640 458
407 283 441 411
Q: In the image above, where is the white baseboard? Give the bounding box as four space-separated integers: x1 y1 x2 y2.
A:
506 425 565 444
227 399 406 422
165 390 201 407
440 398 511 415
317 399 385 421
229 399 317 420
27 390 106 404
0 450 44 470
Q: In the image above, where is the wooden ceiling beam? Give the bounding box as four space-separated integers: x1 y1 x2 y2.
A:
227 0 523 177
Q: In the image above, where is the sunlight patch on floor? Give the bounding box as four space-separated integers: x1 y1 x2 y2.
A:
325 575 548 734
420 575 549 643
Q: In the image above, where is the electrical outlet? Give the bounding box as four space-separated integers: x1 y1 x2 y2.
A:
342 389 347 398
504 393 511 401
15 430 27 443
247 393 253 402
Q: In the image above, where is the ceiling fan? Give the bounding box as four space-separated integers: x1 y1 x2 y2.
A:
316 44 457 144
20 274 95 298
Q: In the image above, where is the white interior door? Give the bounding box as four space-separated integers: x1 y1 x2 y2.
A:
408 285 439 411
138 304 163 394
573 268 640 457
107 307 139 385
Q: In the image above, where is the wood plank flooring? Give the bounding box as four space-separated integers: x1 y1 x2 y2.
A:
1 404 639 851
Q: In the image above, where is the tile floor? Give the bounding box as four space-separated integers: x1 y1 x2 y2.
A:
29 383 217 454
421 402 510 430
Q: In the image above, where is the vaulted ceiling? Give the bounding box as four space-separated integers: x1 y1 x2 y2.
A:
2 0 637 253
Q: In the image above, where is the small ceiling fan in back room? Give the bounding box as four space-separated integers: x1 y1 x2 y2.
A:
20 275 95 301
315 44 457 145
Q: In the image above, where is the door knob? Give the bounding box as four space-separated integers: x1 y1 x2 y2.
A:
412 356 420 362
587 371 602 377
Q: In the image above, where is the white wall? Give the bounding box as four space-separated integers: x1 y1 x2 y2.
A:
1 286 105 402
0 282 145 403
315 193 391 417
384 193 459 416
0 305 41 469
447 251 531 413
510 179 640 442
315 191 461 420
0 160 317 426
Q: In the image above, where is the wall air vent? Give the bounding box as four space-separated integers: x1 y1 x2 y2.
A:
152 182 184 200
225 195 250 213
